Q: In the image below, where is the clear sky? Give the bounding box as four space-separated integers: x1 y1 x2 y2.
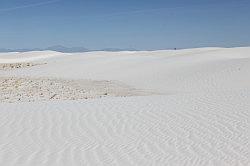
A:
0 0 250 50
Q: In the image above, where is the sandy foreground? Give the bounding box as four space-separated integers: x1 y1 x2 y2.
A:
0 48 249 166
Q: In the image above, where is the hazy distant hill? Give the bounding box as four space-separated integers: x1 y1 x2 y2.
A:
0 46 138 53
46 45 89 53
0 46 89 53
97 48 138 52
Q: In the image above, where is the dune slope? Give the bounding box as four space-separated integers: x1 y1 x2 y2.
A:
0 48 249 166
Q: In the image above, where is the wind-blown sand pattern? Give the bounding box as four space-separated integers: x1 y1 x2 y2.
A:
0 48 249 165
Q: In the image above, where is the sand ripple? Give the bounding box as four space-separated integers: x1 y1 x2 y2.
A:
0 92 249 166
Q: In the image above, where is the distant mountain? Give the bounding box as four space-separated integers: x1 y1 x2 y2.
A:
46 45 89 53
97 48 138 52
0 46 137 53
0 48 11 52
0 48 37 52
0 45 89 53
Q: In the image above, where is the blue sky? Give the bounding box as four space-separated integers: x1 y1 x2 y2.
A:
0 0 250 50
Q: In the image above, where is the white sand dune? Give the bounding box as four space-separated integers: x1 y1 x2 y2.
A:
0 47 249 165
0 51 64 64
